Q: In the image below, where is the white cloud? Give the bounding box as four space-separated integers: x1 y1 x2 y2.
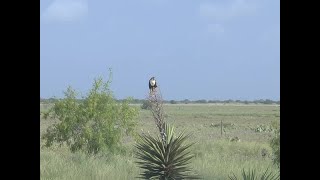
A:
41 0 88 23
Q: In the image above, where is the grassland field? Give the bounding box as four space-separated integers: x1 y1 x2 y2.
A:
40 103 280 180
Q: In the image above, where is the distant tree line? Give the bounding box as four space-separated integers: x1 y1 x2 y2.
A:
41 97 279 105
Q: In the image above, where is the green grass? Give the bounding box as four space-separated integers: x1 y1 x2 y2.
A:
40 147 140 180
40 103 280 179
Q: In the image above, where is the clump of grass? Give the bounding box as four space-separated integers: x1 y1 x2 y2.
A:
270 121 280 168
251 125 274 133
210 122 235 128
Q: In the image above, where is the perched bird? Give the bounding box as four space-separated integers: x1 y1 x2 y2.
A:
149 77 157 94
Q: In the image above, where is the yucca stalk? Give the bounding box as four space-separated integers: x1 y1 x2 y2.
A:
135 86 199 179
135 123 200 179
147 89 166 143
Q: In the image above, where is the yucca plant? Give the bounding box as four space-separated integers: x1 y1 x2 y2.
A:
135 123 200 179
228 167 280 180
135 84 200 179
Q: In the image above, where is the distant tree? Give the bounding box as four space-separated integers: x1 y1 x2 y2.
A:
48 97 57 103
141 100 152 110
163 100 170 104
225 99 234 103
170 100 177 104
132 99 142 104
195 99 207 104
182 99 190 104
264 99 274 104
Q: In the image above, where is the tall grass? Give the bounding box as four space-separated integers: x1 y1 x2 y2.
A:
190 140 276 179
40 104 280 179
40 145 140 180
40 139 277 179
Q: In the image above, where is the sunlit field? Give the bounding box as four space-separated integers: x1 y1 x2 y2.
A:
40 103 280 179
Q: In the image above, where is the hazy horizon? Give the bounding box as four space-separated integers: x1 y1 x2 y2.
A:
40 0 280 101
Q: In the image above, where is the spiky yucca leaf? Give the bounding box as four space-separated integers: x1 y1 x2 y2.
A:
260 167 280 180
229 167 280 180
135 123 200 179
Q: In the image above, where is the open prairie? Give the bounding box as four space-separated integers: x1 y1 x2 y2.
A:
40 103 280 180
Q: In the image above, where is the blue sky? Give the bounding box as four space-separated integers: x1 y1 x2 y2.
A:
40 0 280 101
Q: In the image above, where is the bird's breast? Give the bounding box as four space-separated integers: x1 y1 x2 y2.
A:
150 80 156 86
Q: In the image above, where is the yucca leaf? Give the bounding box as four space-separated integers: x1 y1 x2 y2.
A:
170 143 194 161
135 145 164 162
135 136 165 163
229 167 280 180
134 123 200 179
260 167 280 180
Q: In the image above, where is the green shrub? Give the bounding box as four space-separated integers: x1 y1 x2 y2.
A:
41 70 139 154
